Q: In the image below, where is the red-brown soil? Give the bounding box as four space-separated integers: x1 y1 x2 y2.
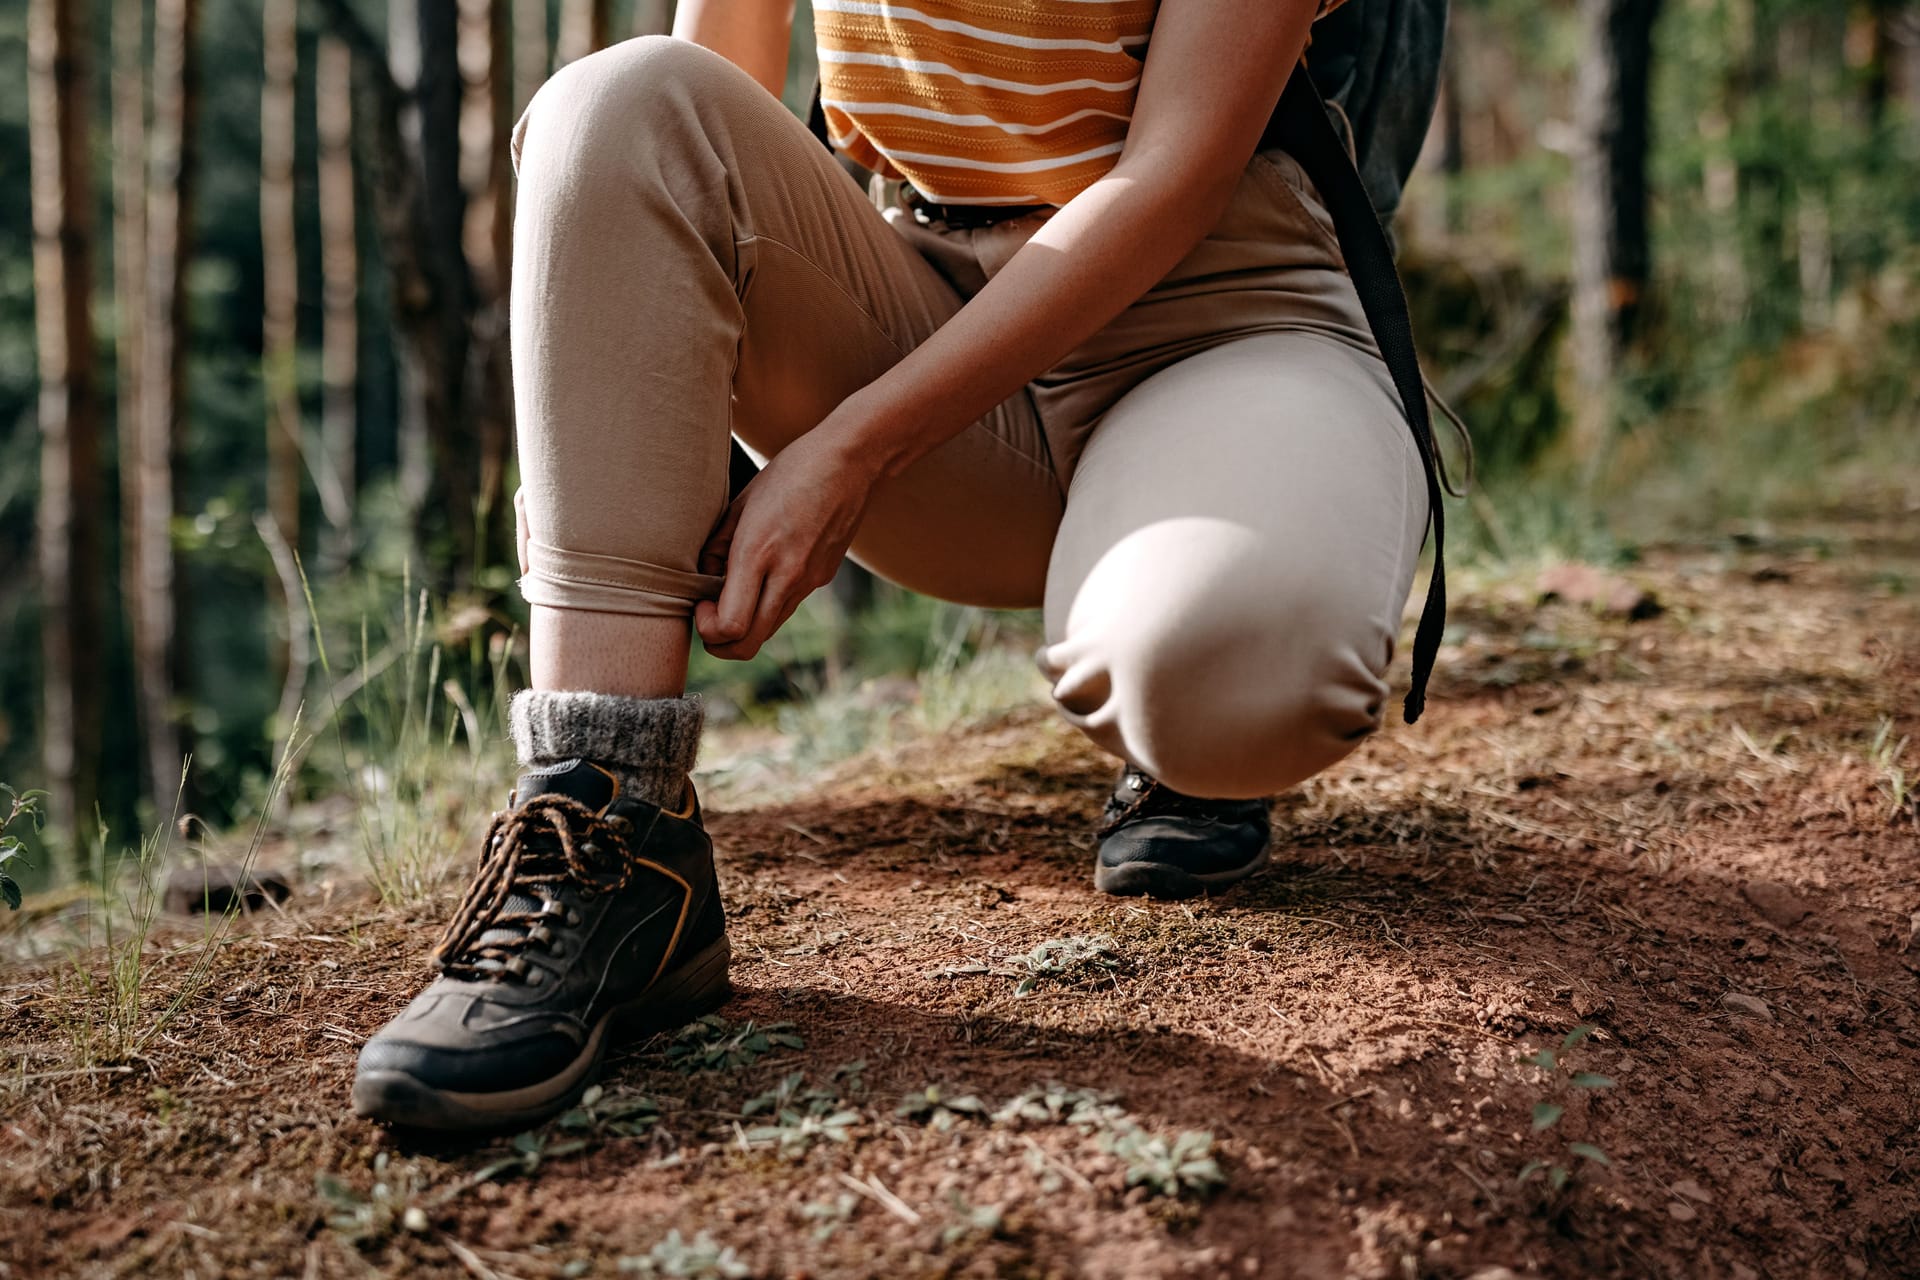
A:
3 518 1918 1278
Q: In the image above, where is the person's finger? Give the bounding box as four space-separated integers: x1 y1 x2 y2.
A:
699 548 767 648
698 495 745 577
708 563 805 662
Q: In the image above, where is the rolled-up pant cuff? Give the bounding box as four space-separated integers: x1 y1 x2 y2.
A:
519 540 723 617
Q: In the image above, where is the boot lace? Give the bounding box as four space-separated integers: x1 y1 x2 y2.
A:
431 795 640 983
1098 768 1228 837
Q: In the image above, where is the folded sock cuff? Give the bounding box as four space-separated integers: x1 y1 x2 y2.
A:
510 690 704 803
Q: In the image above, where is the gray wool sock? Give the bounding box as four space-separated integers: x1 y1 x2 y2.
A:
509 689 704 810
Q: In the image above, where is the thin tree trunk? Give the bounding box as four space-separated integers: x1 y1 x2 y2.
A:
1438 32 1466 236
262 0 301 693
320 0 490 581
28 0 104 866
557 0 612 66
317 35 359 571
459 0 515 573
110 0 148 814
1569 0 1662 462
633 0 673 37
135 0 201 810
512 0 549 115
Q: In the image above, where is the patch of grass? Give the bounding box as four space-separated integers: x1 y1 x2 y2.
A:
302 567 515 905
47 746 290 1069
1866 717 1913 823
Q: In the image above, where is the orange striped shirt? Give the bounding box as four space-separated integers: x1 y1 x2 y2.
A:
815 0 1348 207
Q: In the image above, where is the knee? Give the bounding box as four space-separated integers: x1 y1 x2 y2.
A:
1048 605 1390 800
513 37 741 178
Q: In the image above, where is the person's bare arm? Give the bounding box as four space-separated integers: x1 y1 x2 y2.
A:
673 0 795 98
699 0 1321 659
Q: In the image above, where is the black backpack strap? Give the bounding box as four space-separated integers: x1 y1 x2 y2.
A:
1262 64 1446 724
807 80 833 150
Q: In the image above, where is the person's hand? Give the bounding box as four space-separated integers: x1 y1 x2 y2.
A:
694 425 879 661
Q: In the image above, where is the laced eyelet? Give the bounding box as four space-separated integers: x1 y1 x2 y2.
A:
504 956 531 979
606 815 632 834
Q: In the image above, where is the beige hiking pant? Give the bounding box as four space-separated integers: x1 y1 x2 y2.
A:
511 38 1427 799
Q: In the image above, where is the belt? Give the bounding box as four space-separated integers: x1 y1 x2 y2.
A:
900 185 1049 229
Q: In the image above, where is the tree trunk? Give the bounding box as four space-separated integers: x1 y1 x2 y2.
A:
27 0 104 867
633 0 673 38
512 0 549 114
320 0 507 584
317 35 359 572
262 0 302 693
459 0 515 571
557 0 612 66
135 0 201 811
1569 0 1661 462
110 0 148 815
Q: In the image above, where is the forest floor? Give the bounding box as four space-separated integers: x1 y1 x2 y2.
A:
4 503 1919 1279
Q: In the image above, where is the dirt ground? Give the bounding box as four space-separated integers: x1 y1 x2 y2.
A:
4 511 1918 1279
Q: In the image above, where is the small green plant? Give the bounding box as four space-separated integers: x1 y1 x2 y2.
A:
469 1127 591 1186
555 1083 661 1139
1102 1127 1227 1200
739 1071 861 1158
897 1083 989 1131
1010 934 1124 996
938 1192 1005 1246
617 1230 750 1278
0 785 45 910
992 1083 1129 1132
1516 1025 1617 1193
667 1014 805 1072
317 1152 432 1247
799 1193 859 1242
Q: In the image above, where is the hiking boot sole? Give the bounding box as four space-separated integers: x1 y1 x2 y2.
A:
1093 844 1272 899
351 934 732 1132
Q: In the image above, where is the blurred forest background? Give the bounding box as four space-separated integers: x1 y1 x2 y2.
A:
5 0 1918 882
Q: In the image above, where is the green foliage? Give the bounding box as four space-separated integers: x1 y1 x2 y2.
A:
52 750 288 1067
0 785 45 910
738 1071 862 1158
1514 1025 1620 1195
666 1014 807 1073
897 1083 990 1131
1010 933 1125 997
1102 1127 1227 1201
992 1083 1131 1133
316 1153 432 1248
617 1230 751 1278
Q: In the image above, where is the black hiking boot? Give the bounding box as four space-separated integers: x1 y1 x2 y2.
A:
1093 767 1272 899
352 759 730 1131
